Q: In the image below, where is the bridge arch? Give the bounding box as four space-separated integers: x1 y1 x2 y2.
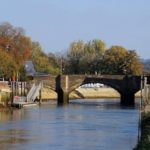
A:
55 75 142 105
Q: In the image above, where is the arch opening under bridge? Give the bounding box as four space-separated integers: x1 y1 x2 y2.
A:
69 83 120 100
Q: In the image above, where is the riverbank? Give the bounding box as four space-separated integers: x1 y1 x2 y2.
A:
134 112 150 150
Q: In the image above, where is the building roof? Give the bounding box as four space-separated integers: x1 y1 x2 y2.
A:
24 61 36 76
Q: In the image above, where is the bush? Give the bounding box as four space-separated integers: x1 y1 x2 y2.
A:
1 92 11 106
134 113 150 150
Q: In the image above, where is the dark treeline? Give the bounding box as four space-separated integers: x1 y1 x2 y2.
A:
0 22 146 80
141 59 150 74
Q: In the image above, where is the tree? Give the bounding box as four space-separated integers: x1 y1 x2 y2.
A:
66 39 106 74
67 40 85 74
47 52 60 73
0 22 31 76
0 49 18 79
84 39 105 73
102 46 143 75
85 39 105 55
30 42 59 74
0 22 31 64
124 50 143 75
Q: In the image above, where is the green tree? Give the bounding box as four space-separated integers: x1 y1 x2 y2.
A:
47 52 60 74
66 39 106 74
84 39 105 73
86 39 105 55
67 40 85 74
30 42 59 74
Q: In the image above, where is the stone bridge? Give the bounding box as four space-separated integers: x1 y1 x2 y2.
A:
33 74 150 105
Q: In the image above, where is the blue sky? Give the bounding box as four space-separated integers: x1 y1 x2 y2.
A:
0 0 150 58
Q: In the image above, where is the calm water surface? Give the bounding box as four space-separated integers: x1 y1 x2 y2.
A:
0 99 140 150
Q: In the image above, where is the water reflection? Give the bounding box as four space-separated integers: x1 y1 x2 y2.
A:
0 129 31 144
0 99 139 150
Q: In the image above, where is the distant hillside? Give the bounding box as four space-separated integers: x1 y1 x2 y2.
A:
141 59 150 73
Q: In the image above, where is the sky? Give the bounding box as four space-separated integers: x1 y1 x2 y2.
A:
0 0 150 59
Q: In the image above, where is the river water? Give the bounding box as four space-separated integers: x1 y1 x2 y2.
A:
0 99 140 150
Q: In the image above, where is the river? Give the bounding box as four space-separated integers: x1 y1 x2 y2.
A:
0 99 140 150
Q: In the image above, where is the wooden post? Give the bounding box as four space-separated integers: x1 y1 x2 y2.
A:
24 82 26 96
11 82 13 105
21 82 23 96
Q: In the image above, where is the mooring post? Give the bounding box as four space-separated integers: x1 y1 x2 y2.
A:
24 82 26 96
11 81 14 105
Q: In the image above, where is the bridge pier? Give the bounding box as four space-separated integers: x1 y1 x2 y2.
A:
57 89 69 105
56 75 69 105
120 92 135 105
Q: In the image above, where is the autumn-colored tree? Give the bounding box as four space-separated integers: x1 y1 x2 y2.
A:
0 22 31 62
0 49 18 79
102 46 143 75
0 22 143 77
0 22 31 77
124 50 143 75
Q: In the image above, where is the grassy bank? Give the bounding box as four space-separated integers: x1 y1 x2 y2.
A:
134 112 150 150
70 88 120 99
41 87 141 100
41 87 121 100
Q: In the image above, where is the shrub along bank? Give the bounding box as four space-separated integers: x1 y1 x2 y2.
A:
134 112 150 150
